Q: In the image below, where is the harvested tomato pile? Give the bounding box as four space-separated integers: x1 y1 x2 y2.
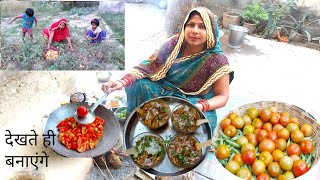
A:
57 116 104 152
213 106 316 179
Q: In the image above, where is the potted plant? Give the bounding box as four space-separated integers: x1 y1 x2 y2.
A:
282 12 320 42
262 0 296 38
223 11 241 29
240 3 269 34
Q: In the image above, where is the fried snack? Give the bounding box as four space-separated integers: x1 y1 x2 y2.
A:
171 104 200 133
132 135 166 169
168 135 202 168
138 99 170 129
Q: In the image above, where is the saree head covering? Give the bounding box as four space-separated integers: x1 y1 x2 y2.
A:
124 7 232 95
43 18 70 42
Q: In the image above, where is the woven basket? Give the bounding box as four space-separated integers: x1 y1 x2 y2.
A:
43 46 60 60
212 101 320 169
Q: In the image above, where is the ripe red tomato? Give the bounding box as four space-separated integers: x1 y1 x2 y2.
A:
257 129 268 142
224 125 237 137
246 133 258 147
270 112 281 125
241 149 256 164
277 128 290 141
293 160 309 177
77 106 88 117
280 115 290 126
287 143 301 156
259 139 275 153
275 138 287 151
267 131 278 142
220 118 231 130
300 139 314 154
263 122 273 132
259 109 272 122
257 173 270 180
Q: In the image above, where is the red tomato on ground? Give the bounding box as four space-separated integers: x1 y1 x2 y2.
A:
77 106 88 117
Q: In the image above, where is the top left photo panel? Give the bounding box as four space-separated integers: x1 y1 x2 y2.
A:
0 0 125 70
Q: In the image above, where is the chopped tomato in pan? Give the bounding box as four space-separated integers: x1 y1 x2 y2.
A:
56 116 105 153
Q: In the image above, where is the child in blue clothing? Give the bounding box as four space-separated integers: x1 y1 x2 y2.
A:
85 19 107 44
10 8 38 40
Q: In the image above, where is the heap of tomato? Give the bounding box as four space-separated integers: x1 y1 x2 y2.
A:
57 116 104 152
214 106 316 180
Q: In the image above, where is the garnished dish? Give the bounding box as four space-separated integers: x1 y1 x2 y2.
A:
56 116 104 153
137 99 171 129
131 134 166 169
172 104 200 133
168 135 202 168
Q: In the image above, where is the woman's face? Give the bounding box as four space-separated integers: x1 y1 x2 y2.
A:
59 23 66 29
184 14 207 49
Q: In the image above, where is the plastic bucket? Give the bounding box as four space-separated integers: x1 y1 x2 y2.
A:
228 24 249 49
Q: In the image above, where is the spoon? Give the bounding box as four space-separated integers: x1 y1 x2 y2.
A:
195 139 212 151
74 92 109 124
195 119 209 126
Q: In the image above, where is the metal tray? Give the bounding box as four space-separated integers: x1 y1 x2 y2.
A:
43 102 120 157
123 96 212 176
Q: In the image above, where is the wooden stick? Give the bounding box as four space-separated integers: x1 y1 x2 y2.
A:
196 119 209 126
195 139 212 150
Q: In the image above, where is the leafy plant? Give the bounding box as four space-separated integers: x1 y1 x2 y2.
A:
282 12 320 42
262 0 297 38
240 3 269 24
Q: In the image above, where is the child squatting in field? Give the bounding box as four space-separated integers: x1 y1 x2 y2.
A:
85 19 107 44
9 8 38 40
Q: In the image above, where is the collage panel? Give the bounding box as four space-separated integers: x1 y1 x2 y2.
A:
1 0 320 180
0 0 124 70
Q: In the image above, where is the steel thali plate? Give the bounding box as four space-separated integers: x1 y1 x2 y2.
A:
124 96 212 176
